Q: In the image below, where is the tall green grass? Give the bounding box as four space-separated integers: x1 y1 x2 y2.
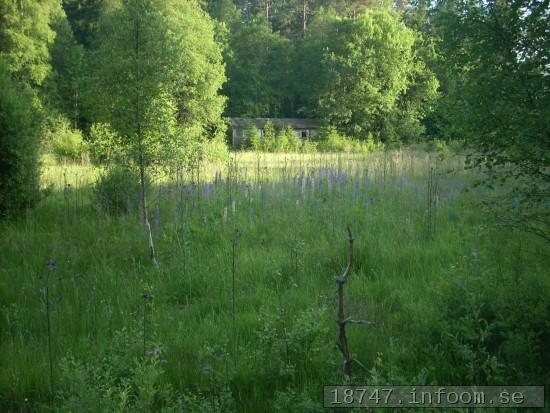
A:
1 150 548 412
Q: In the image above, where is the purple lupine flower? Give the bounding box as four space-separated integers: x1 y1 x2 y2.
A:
47 259 56 271
147 347 162 358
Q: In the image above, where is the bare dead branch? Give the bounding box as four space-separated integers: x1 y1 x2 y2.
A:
335 226 375 377
336 226 354 376
345 319 376 326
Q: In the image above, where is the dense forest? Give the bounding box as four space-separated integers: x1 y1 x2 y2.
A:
0 0 549 412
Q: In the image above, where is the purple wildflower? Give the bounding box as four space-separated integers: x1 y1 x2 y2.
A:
47 259 56 271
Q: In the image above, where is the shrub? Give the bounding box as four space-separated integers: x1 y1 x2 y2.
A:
317 126 349 152
57 324 235 413
263 120 277 152
93 165 144 216
0 63 41 216
251 307 334 384
301 139 318 153
88 122 123 164
52 124 87 162
243 121 261 150
316 126 381 153
276 125 301 152
204 135 229 162
429 267 550 385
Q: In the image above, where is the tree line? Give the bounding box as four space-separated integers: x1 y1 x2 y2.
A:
0 0 548 237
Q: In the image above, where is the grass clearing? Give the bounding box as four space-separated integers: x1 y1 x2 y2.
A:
1 150 548 412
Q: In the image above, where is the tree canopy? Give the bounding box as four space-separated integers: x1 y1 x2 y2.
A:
297 9 438 140
86 0 226 168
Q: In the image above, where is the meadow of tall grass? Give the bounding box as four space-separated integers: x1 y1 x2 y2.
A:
1 149 548 412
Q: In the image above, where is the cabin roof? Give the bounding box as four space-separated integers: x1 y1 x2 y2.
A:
229 117 321 129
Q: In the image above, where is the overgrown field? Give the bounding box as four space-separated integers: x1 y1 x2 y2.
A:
1 150 548 412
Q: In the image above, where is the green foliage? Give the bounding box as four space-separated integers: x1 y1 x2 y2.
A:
0 63 41 216
224 22 294 117
50 119 87 162
430 0 550 240
367 239 550 388
203 135 230 163
62 0 106 48
432 0 550 175
58 325 234 413
301 139 319 153
252 307 333 383
298 9 437 141
93 165 143 215
317 126 380 153
88 122 124 164
87 0 226 170
243 120 261 150
272 389 324 413
262 120 277 152
207 0 240 26
431 262 550 385
316 126 349 152
1 151 549 411
276 125 301 152
44 6 85 125
0 0 62 86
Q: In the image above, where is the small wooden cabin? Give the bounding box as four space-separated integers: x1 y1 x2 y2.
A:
229 117 320 148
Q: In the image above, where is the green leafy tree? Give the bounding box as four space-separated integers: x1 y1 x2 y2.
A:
44 7 85 128
327 0 391 19
207 0 241 26
87 0 226 265
0 0 63 87
297 9 437 141
224 21 294 117
431 0 550 240
88 122 124 164
50 118 87 162
62 0 110 48
0 63 42 216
